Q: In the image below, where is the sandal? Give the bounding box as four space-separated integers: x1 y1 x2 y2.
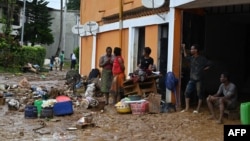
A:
216 120 223 124
180 109 187 113
207 115 216 120
193 110 199 114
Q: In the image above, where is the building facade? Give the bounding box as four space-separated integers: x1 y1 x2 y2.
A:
80 0 250 105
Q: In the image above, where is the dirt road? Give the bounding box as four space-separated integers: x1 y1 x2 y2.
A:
0 70 241 141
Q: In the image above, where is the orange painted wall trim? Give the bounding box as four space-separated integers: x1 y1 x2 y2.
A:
172 8 182 106
79 36 93 75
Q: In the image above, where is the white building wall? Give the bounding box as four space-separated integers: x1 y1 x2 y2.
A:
45 10 79 59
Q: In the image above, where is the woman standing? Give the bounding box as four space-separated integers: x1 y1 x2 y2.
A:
110 47 125 105
99 47 114 105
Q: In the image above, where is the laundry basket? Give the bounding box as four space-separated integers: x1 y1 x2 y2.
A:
130 101 149 115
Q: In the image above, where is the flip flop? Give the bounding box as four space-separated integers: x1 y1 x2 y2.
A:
207 116 216 120
193 110 199 114
216 120 223 124
180 109 187 113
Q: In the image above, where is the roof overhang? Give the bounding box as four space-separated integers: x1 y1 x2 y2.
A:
170 0 250 9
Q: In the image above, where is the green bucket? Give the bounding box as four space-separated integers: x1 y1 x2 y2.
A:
240 102 250 125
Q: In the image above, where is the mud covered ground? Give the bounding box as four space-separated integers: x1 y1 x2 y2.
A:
0 69 241 141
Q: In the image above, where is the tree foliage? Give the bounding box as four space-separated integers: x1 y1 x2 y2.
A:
24 0 54 45
67 0 80 10
0 0 18 36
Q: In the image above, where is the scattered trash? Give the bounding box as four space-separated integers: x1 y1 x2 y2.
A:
67 127 77 131
0 97 5 105
33 120 50 135
8 99 20 110
50 119 61 122
3 92 13 97
84 83 96 97
76 113 95 129
18 77 31 88
24 105 38 119
40 75 46 80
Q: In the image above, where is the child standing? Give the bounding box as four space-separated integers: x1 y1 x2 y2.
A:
50 56 55 71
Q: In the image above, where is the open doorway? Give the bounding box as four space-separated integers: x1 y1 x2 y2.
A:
181 11 205 107
137 27 145 64
181 5 250 105
159 24 169 74
157 24 169 100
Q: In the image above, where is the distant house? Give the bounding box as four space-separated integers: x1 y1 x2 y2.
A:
0 1 22 36
0 1 79 60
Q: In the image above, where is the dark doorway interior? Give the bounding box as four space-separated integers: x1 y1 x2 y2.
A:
137 27 145 65
159 24 169 74
181 5 250 106
205 6 250 102
158 24 169 100
181 11 205 107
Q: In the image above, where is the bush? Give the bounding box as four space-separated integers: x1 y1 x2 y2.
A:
14 46 46 67
73 47 79 61
0 34 22 68
0 34 46 72
73 47 79 70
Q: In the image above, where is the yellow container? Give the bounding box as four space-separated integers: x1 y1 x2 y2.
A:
115 102 131 114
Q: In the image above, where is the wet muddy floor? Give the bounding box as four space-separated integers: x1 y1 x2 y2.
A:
0 70 241 141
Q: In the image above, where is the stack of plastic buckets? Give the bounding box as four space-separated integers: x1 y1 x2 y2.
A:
240 102 250 125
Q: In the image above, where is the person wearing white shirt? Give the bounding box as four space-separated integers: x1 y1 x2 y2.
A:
70 53 77 70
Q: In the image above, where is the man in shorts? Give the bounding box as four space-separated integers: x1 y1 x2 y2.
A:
181 44 211 113
206 72 238 124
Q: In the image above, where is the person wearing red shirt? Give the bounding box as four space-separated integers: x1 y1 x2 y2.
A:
110 47 125 105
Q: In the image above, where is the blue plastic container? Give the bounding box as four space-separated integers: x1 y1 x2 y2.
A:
41 107 53 118
24 105 37 119
53 101 73 116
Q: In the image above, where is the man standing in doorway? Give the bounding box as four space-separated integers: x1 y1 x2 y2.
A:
59 50 65 71
181 44 211 113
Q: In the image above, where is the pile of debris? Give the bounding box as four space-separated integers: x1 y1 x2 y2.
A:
0 70 105 117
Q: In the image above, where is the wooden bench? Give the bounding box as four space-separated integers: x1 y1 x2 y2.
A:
123 75 159 97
